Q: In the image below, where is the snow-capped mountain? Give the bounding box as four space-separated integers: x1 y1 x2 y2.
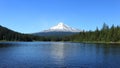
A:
43 22 81 32
33 22 81 37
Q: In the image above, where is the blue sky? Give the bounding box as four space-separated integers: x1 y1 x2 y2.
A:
0 0 120 33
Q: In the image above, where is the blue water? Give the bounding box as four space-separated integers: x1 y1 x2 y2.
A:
0 42 120 68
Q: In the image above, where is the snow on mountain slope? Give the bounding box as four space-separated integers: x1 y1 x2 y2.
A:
43 22 81 32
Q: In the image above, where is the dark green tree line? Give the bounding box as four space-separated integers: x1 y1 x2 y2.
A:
62 23 120 42
0 25 46 41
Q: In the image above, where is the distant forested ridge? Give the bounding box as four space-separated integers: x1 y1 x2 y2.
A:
63 23 120 42
0 25 45 41
33 32 78 37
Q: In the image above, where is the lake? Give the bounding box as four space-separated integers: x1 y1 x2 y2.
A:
0 42 120 68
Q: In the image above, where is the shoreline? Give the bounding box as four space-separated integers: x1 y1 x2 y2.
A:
76 41 120 45
0 40 120 44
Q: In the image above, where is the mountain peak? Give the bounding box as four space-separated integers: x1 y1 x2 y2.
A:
50 22 68 30
57 22 64 26
43 22 81 32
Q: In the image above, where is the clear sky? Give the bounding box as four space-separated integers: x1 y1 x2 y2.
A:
0 0 120 33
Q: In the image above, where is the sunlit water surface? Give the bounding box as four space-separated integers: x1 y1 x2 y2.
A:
0 42 120 68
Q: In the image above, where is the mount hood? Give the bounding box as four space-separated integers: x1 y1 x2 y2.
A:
33 22 81 36
43 22 81 32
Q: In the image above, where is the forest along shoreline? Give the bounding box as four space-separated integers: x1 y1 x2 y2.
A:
1 23 120 44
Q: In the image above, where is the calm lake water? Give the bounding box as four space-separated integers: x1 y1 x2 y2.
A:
0 42 120 68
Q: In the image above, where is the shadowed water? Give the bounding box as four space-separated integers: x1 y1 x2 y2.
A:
0 42 120 68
